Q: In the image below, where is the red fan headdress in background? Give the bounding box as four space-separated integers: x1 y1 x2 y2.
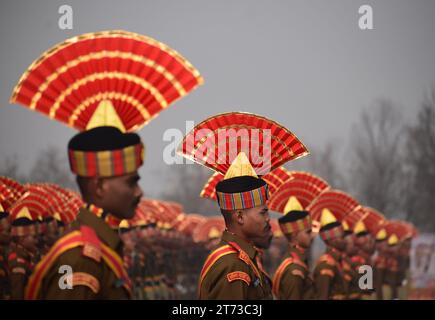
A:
306 190 360 223
192 216 225 243
176 214 207 237
178 112 309 176
268 171 330 214
306 190 360 240
0 177 28 212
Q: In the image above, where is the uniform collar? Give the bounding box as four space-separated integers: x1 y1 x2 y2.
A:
327 247 342 261
86 204 122 229
221 230 257 260
77 207 122 253
289 245 307 260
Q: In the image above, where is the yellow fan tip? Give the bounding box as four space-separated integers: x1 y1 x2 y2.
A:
342 220 350 231
86 100 126 132
388 234 399 245
224 152 258 179
320 208 337 227
283 196 303 214
53 212 62 221
119 219 130 229
376 228 387 240
0 203 4 212
208 227 221 239
16 206 33 220
354 220 367 234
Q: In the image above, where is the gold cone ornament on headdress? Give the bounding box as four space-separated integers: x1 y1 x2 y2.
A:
376 228 387 241
388 234 399 245
224 152 258 180
283 196 304 214
354 220 367 235
320 208 337 227
208 227 221 239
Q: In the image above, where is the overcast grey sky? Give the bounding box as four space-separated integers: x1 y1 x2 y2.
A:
1 0 435 197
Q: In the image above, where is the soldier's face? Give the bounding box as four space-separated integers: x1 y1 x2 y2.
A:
344 235 357 255
376 240 388 253
330 236 346 251
356 234 372 252
98 172 143 219
240 205 272 249
21 234 37 251
296 228 313 249
0 219 11 243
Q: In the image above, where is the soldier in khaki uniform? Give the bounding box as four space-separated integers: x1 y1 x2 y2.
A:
382 234 400 300
177 112 309 300
1 177 29 299
25 126 144 299
373 227 389 300
197 154 275 300
272 198 314 300
0 212 11 299
341 221 362 300
313 209 346 300
7 211 38 299
352 220 375 299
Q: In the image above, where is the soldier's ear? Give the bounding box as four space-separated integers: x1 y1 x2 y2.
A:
236 210 244 225
94 177 108 199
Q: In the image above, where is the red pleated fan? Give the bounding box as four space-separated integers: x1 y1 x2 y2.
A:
178 112 309 176
10 30 203 132
268 171 330 214
306 189 360 222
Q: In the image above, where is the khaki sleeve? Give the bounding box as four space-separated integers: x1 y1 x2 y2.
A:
39 247 102 300
199 256 251 300
10 273 26 299
314 262 334 300
279 266 305 300
8 252 28 300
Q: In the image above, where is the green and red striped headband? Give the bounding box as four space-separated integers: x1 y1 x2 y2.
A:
68 143 144 177
216 184 269 210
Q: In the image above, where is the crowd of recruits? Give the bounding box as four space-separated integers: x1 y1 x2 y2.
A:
0 177 231 299
193 161 417 300
0 174 417 300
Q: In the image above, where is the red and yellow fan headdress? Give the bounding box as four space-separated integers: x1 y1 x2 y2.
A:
178 112 308 176
192 216 225 243
175 214 207 237
178 112 309 210
306 190 360 241
268 171 329 235
8 187 50 236
268 171 329 214
10 30 203 132
0 177 28 213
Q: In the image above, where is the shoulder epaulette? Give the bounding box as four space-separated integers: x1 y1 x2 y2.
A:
25 227 131 299
198 244 238 297
227 241 263 283
272 257 293 298
318 253 336 267
80 225 102 262
289 252 308 270
351 255 366 266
